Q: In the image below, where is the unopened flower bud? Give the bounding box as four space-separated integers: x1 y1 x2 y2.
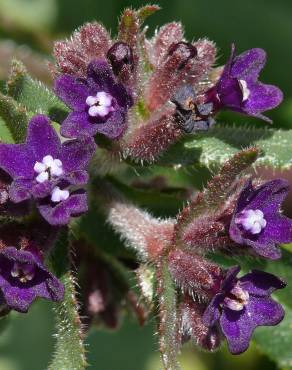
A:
167 42 198 70
107 42 134 75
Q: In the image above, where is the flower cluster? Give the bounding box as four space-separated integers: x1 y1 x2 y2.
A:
108 155 292 354
170 175 292 354
50 10 282 163
0 6 288 365
0 115 95 225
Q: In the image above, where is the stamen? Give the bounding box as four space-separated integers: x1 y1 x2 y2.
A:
51 186 70 203
224 284 249 311
235 209 267 235
86 91 114 118
34 155 63 183
238 79 250 102
11 262 35 283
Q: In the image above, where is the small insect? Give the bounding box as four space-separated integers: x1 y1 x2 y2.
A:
171 84 215 133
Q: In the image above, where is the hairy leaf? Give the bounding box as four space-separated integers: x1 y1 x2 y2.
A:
160 125 292 170
0 117 14 143
254 304 292 368
7 60 68 123
0 91 29 143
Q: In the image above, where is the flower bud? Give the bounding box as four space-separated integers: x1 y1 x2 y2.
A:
167 42 198 70
107 42 134 75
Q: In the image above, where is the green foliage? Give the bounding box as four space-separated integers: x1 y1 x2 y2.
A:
0 116 14 143
254 305 292 368
0 91 28 143
160 125 292 170
7 60 69 123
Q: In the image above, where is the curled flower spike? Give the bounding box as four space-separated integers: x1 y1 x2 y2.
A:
0 114 96 225
54 59 133 139
229 179 292 259
205 45 283 122
203 266 285 354
0 246 64 313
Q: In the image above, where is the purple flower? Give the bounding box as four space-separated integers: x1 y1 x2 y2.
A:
0 246 64 312
54 59 133 139
0 115 96 225
0 170 31 217
229 179 292 260
203 266 285 354
206 45 283 122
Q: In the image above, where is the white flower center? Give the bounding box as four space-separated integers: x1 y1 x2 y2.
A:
34 155 63 183
11 262 35 283
86 91 114 117
238 79 250 102
224 284 249 311
51 186 70 203
235 209 267 235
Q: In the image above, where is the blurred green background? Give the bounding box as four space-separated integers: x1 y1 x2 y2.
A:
0 0 291 369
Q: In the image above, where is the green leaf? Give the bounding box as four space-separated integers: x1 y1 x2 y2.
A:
156 259 181 370
48 231 87 370
7 60 68 123
254 304 292 368
0 116 14 143
0 91 29 143
159 125 292 170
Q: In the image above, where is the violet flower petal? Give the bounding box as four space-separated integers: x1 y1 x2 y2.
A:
87 59 117 90
38 191 88 225
220 296 284 354
9 179 32 203
93 109 126 139
61 170 89 186
239 270 286 297
26 115 61 161
202 295 222 327
229 179 292 260
230 48 266 81
60 111 99 138
54 74 89 111
243 81 283 117
0 144 33 179
60 136 96 173
0 247 64 313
